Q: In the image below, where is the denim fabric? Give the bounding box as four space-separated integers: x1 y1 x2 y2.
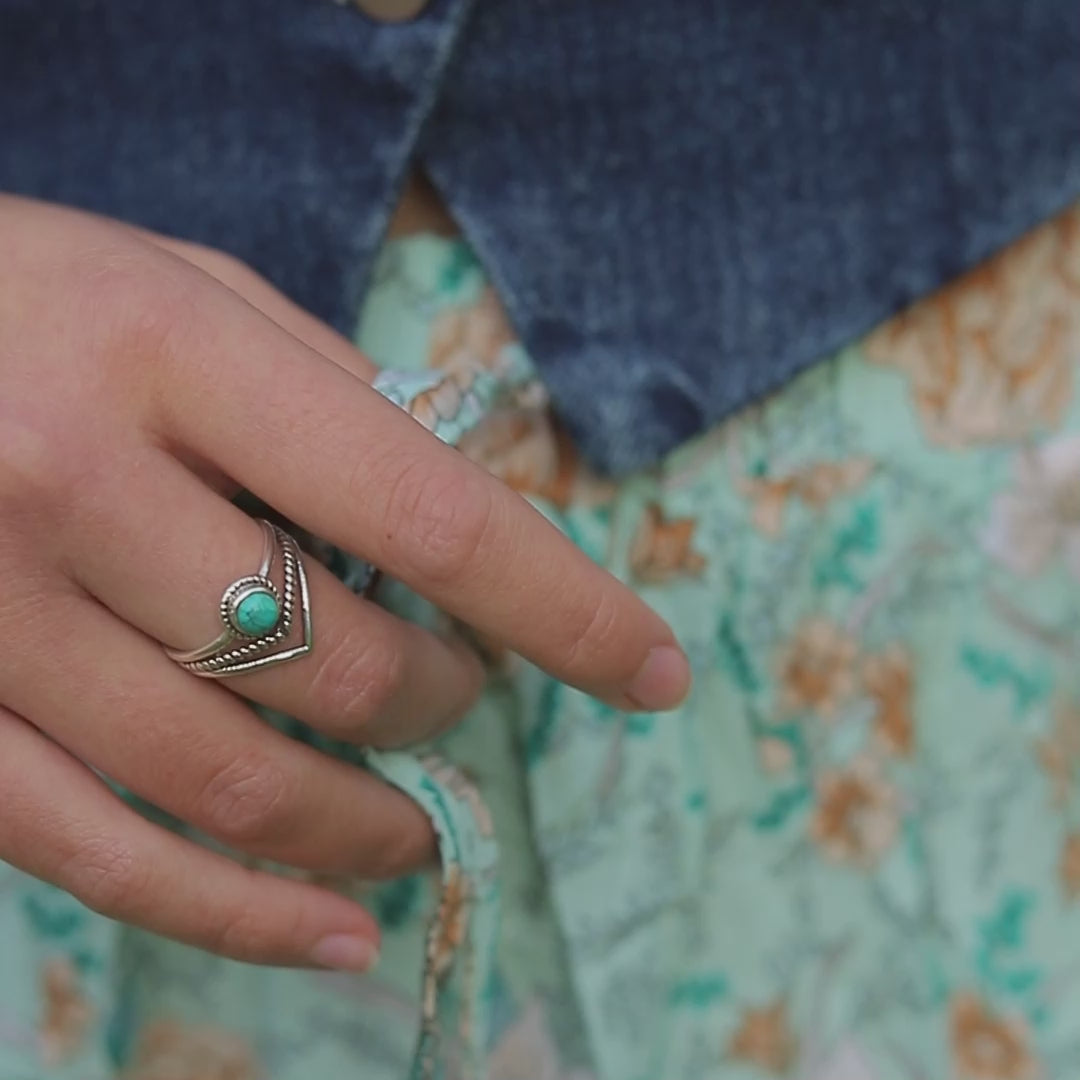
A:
2 0 1079 472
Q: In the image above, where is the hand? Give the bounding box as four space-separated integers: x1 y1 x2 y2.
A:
0 196 690 970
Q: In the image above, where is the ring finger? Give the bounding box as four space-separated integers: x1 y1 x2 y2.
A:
62 442 485 748
0 580 439 878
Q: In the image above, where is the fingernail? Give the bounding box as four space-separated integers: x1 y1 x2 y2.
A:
309 934 380 973
626 645 692 711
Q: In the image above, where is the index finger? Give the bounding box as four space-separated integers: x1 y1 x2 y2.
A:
155 267 690 712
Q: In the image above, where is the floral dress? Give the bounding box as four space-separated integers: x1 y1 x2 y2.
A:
2 205 1080 1080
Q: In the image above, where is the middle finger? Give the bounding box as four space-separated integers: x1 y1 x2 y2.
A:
152 267 689 711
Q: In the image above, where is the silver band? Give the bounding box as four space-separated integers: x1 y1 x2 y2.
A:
165 519 312 678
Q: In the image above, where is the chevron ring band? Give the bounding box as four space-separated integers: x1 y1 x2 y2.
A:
165 519 313 678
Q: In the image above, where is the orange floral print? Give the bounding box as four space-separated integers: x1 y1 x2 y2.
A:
1060 833 1080 901
866 205 1080 449
758 736 795 775
38 957 93 1067
950 993 1039 1080
810 757 901 868
741 477 792 539
460 409 561 492
410 373 474 432
421 755 495 838
429 286 517 375
425 285 615 510
410 286 519 431
420 864 473 1025
123 1019 259 1080
791 460 876 508
862 646 915 757
726 998 798 1074
1035 700 1080 809
458 407 612 510
737 459 876 538
1060 203 1080 293
629 503 707 583
776 617 859 716
428 863 471 982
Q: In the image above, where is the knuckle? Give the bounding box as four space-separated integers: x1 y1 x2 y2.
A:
69 246 203 369
0 386 109 521
560 589 624 676
382 458 497 586
308 628 407 732
0 412 74 510
0 406 125 524
0 266 177 519
61 835 148 917
198 754 294 848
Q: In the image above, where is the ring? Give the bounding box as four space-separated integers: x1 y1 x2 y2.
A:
165 519 312 678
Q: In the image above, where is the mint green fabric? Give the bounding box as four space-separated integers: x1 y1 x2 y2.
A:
4 213 1080 1080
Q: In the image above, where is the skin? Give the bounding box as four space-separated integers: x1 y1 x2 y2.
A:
0 194 691 972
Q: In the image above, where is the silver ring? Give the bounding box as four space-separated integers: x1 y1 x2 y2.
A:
165 519 312 678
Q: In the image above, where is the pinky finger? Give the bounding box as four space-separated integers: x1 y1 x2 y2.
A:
0 707 381 971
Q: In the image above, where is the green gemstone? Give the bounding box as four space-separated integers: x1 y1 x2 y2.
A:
233 589 280 635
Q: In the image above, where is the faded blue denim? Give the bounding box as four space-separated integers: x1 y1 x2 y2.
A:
2 0 1079 473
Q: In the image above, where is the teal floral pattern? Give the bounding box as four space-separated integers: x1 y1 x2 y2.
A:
2 204 1080 1079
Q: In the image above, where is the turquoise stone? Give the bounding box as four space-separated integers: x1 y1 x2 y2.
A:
233 589 280 635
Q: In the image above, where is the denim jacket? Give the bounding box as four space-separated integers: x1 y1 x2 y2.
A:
3 0 1079 472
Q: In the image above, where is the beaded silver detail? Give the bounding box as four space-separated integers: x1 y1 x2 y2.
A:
165 519 312 678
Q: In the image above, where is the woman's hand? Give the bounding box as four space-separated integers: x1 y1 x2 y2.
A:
0 196 689 970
